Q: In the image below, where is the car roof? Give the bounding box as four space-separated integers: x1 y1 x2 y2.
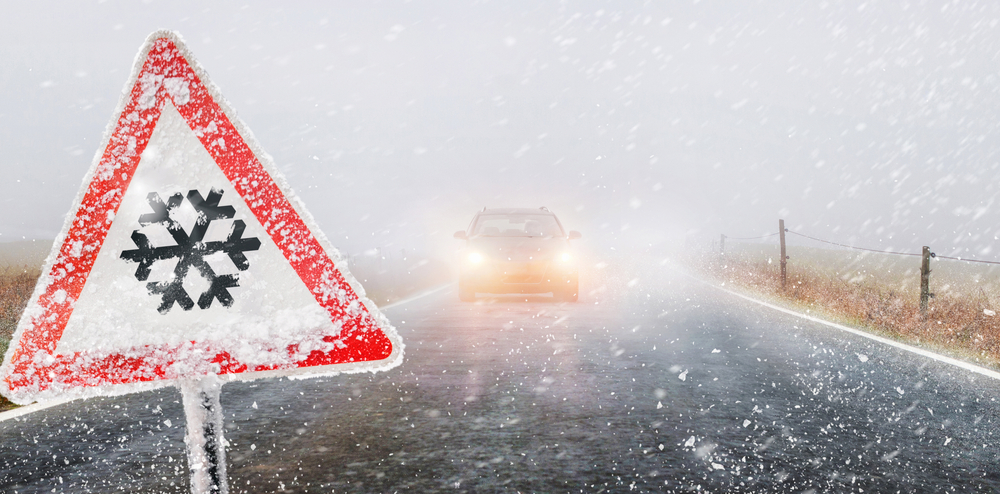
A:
477 208 556 216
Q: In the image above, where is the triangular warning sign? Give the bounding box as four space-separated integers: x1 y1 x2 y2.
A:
0 31 402 404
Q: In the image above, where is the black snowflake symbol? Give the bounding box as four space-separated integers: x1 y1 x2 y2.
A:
120 188 261 314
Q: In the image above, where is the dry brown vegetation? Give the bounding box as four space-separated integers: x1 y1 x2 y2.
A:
695 254 1000 368
0 267 39 410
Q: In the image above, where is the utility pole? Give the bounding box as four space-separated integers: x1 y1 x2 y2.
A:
720 234 726 257
920 246 932 318
779 219 787 289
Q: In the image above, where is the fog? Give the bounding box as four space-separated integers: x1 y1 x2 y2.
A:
3 1 1000 260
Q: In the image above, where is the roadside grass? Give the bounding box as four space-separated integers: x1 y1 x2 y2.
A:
692 245 1000 370
0 267 40 411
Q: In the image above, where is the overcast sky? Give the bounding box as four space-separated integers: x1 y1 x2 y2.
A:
3 1 1000 259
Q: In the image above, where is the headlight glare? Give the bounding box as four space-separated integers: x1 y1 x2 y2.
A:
467 252 484 264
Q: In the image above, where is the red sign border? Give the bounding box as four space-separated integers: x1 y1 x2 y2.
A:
1 32 401 404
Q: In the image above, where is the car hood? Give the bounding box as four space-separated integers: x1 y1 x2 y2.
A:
466 236 568 262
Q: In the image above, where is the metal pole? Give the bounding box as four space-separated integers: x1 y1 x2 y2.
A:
920 246 932 318
720 234 725 257
779 219 787 289
181 376 229 494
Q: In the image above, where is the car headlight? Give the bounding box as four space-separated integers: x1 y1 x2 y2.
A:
467 252 484 264
559 252 572 263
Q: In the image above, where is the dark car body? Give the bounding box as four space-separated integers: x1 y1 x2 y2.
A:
454 207 580 301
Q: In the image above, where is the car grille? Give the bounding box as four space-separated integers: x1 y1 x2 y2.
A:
499 262 546 284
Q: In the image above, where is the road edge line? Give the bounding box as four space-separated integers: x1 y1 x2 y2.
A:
707 281 1000 380
379 283 453 311
0 398 76 424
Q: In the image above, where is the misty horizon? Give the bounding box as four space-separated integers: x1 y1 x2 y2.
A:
3 1 999 261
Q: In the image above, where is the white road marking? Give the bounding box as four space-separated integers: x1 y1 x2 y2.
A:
712 283 1000 380
380 283 453 311
0 398 76 423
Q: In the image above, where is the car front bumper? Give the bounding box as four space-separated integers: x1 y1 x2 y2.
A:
459 260 577 294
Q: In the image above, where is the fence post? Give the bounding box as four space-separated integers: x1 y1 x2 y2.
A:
720 234 726 257
779 219 787 289
920 246 932 318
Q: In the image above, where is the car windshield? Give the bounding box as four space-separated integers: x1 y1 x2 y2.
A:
471 214 563 237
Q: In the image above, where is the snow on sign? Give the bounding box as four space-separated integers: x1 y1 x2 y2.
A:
0 31 402 405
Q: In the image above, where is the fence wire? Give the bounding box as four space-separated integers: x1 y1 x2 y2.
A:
785 230 922 257
723 232 781 240
724 227 1000 266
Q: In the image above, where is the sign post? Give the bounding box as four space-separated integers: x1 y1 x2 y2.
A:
181 376 228 494
0 31 403 492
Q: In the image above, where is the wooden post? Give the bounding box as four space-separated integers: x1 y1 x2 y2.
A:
720 234 726 257
779 219 787 289
920 246 932 318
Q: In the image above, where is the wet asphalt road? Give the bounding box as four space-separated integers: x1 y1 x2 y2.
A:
2 258 1000 493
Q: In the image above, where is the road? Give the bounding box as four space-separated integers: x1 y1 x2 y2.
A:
2 257 1000 493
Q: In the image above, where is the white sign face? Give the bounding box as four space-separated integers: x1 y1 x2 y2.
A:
0 31 402 405
57 102 337 358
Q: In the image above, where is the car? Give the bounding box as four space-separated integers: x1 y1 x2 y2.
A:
453 207 581 302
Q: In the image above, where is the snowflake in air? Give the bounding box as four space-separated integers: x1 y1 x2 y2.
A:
120 188 261 314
